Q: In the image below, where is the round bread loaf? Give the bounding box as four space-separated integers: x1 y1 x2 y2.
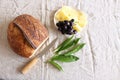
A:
7 14 49 58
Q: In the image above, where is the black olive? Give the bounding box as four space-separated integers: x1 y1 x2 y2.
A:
58 21 64 26
58 27 62 31
64 20 68 23
68 25 73 30
56 23 60 27
73 30 77 34
61 30 65 34
64 26 68 30
66 32 72 35
69 21 73 26
71 19 74 22
67 28 71 32
64 20 70 26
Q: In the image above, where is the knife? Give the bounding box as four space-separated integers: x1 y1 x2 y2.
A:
21 38 57 74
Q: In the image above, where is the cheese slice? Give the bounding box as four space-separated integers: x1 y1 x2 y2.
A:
55 6 87 32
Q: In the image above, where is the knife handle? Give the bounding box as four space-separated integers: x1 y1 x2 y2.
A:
21 57 39 74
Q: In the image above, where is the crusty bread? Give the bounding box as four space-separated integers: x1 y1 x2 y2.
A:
7 14 49 58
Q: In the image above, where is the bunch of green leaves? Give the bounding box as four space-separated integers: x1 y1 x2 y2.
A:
48 36 85 71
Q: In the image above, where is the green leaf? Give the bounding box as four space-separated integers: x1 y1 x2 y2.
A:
64 43 85 56
74 38 80 44
48 60 63 71
54 35 74 53
52 55 79 62
57 38 80 53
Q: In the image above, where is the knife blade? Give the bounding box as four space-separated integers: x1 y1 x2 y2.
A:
37 38 57 58
21 38 57 74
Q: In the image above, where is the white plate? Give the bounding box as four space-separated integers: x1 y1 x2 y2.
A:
54 6 87 36
54 8 61 28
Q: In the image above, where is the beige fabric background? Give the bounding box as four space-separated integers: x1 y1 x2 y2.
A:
0 0 120 80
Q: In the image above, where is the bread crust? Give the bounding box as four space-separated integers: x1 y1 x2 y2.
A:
7 14 49 58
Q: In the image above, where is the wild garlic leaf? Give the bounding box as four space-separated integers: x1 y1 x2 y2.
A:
64 43 85 56
52 55 79 62
54 35 74 53
57 38 80 53
49 60 63 71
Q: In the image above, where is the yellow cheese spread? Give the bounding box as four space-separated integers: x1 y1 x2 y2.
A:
55 6 87 32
